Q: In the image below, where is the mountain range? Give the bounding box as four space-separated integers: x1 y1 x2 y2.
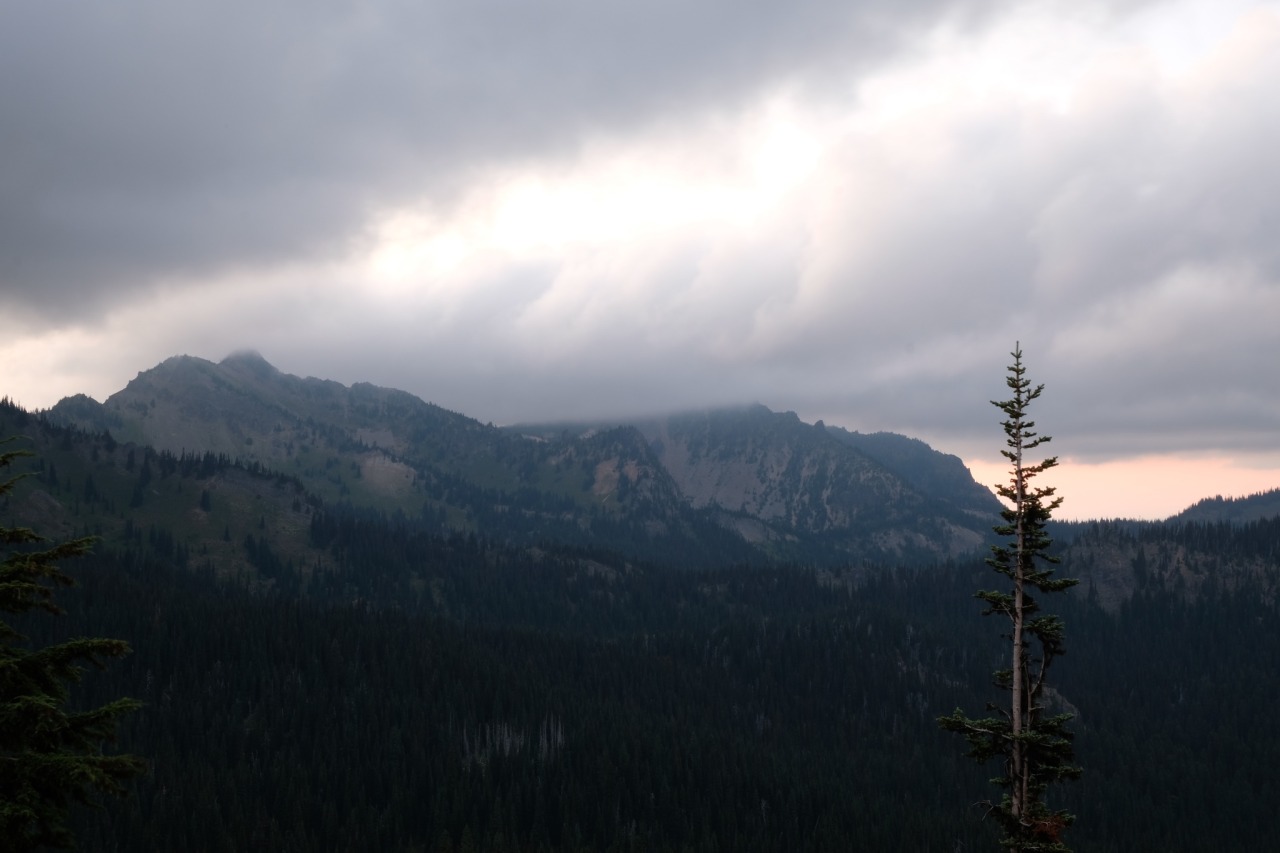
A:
9 351 1280 851
6 349 1275 610
39 350 1003 567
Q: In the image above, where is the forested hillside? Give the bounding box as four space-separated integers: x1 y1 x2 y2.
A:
7 394 1280 850
15 524 1278 852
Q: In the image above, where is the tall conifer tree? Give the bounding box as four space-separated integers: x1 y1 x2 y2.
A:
939 344 1080 851
1 437 145 849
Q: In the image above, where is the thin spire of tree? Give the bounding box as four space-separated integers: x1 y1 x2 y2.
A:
939 343 1080 851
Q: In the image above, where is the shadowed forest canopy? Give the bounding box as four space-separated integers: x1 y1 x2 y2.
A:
2 388 1279 850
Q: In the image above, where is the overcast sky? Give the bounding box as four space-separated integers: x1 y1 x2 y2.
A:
3 0 1279 520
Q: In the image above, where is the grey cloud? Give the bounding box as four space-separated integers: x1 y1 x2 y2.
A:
0 0 1009 323
5 0 1273 472
771 41 1280 460
263 50 1280 458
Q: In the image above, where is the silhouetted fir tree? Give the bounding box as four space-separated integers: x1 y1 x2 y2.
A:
0 437 145 849
940 345 1080 851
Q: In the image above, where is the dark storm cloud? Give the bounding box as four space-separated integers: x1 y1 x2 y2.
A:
249 35 1280 464
4 0 1276 490
0 0 1010 323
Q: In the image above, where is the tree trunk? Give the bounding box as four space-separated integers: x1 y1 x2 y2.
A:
1010 420 1027 846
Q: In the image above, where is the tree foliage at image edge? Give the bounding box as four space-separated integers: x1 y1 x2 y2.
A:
1 437 145 850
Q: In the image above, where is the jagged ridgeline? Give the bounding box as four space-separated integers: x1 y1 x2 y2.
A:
41 351 1003 568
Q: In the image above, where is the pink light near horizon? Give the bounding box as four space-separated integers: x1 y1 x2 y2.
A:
965 454 1280 522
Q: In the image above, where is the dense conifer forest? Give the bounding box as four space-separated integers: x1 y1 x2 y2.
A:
12 516 1280 852
5 400 1280 850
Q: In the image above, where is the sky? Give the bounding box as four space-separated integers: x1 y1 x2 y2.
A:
3 0 1279 521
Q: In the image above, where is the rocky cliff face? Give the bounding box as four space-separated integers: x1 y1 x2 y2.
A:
638 408 912 529
527 405 1003 560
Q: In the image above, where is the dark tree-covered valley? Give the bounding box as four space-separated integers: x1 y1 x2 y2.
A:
5 356 1280 851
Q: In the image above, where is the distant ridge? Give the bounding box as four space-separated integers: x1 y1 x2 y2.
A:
42 351 1001 564
1173 488 1280 524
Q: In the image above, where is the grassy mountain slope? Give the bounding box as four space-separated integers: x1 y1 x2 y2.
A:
1 401 316 586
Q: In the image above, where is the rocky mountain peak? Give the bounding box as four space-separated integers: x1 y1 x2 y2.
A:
219 349 279 379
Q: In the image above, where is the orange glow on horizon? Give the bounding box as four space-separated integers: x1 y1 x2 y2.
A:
965 455 1280 522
